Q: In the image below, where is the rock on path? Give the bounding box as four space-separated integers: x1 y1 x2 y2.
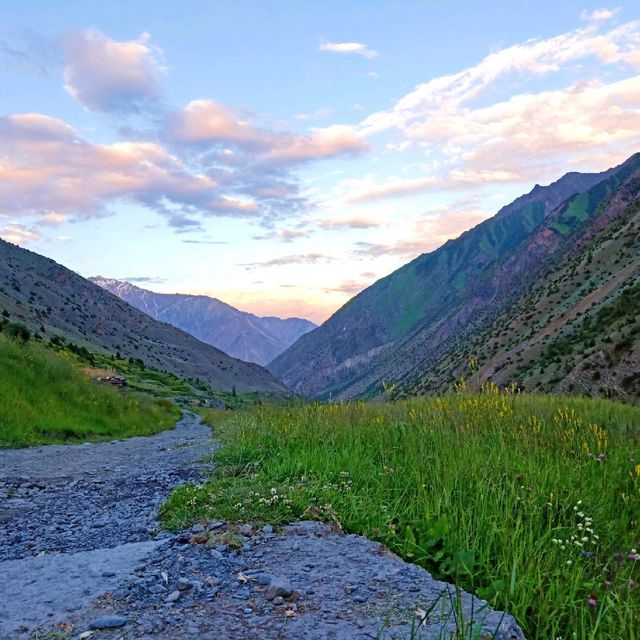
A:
0 414 525 639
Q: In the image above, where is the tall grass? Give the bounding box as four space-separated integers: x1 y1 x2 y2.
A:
0 335 179 447
162 388 640 639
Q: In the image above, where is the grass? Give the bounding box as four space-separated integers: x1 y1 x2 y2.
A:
0 334 180 447
162 387 640 639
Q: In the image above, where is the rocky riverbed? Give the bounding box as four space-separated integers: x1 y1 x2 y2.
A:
0 414 525 639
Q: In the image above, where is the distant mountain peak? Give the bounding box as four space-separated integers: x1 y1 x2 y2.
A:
0 241 288 394
90 277 316 365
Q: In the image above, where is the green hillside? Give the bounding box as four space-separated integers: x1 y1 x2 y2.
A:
407 176 640 400
269 153 640 401
0 332 179 447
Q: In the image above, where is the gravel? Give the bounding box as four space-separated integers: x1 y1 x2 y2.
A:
0 413 525 640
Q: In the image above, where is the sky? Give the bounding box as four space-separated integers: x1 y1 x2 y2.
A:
1 1 639 323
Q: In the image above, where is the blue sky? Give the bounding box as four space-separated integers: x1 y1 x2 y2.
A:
1 1 639 321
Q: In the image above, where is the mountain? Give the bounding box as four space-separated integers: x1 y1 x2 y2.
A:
269 153 640 401
89 278 316 366
0 240 288 394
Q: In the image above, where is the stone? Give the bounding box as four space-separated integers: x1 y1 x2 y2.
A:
178 578 192 591
273 596 284 606
238 524 253 537
88 615 128 629
191 524 206 534
266 575 292 600
166 590 181 603
255 573 272 586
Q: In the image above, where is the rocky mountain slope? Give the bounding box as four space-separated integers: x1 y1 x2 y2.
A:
0 240 288 394
269 153 640 400
406 175 640 401
90 277 315 365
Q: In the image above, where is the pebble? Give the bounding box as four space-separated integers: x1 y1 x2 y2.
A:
273 596 284 606
177 578 192 591
191 524 206 534
88 615 128 629
165 590 181 603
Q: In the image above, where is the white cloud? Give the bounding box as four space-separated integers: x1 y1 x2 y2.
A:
40 212 67 225
0 222 39 245
319 40 378 58
62 29 164 112
168 100 367 163
581 7 620 21
0 113 258 226
351 19 640 201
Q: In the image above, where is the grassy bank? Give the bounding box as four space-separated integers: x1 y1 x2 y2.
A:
162 388 640 639
0 334 179 447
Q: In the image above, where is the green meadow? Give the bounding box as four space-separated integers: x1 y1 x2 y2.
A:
162 388 640 639
0 334 179 447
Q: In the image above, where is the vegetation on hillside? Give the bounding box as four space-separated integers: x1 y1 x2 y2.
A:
410 191 639 400
163 389 640 639
0 333 180 447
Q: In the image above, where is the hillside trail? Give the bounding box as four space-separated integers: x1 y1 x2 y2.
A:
0 414 524 640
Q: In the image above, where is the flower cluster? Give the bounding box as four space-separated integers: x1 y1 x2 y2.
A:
551 500 599 564
233 488 293 511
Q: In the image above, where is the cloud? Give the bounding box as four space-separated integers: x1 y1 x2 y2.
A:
353 208 491 260
323 279 372 295
0 113 259 224
319 40 378 58
163 100 367 220
241 253 333 269
254 228 311 242
62 29 164 112
318 215 383 229
40 212 67 225
0 222 39 245
353 19 640 198
182 239 228 245
340 169 522 204
581 7 620 21
168 100 367 163
123 276 168 284
0 30 58 74
294 106 335 121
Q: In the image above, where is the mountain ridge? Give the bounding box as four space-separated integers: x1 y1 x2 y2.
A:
269 153 640 400
89 277 316 366
0 240 288 394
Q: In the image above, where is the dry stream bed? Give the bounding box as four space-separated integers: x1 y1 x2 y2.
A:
0 414 523 639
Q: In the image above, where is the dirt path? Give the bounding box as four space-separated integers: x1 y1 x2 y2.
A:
0 415 524 640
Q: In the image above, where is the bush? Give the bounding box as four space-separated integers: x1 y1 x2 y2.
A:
2 322 31 342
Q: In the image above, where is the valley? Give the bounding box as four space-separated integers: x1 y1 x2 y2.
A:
91 277 316 366
1 152 639 640
2 4 640 634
